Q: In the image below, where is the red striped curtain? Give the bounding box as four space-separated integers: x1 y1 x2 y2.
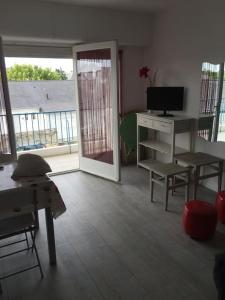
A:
77 49 113 164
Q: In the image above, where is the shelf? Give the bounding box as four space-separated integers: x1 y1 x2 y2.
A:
139 140 171 154
139 139 188 155
137 114 193 167
175 146 189 155
138 159 159 170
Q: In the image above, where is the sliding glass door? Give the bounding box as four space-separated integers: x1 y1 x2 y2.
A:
0 37 16 162
73 41 120 181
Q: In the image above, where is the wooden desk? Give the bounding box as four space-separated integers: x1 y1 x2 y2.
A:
136 113 194 168
0 162 64 265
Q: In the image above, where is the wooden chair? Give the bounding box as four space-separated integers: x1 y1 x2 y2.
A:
0 184 43 293
147 162 191 211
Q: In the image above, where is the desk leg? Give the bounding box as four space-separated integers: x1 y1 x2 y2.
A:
45 207 56 265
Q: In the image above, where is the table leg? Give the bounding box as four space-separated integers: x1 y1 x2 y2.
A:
32 185 39 230
45 207 56 265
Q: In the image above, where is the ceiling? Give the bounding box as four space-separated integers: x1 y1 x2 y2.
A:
39 0 177 13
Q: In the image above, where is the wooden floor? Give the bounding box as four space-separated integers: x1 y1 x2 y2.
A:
1 165 225 300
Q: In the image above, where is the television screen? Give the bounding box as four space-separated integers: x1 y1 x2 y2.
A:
147 87 184 113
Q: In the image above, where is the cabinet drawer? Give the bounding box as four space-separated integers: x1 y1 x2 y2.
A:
137 116 153 128
152 120 172 133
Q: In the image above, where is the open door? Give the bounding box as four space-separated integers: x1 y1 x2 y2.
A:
0 37 16 162
73 41 120 181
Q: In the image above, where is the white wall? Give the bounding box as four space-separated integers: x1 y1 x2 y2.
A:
121 46 147 114
0 0 153 115
0 0 153 46
146 0 225 190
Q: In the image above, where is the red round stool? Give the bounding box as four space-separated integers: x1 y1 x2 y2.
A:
215 191 225 223
183 200 217 240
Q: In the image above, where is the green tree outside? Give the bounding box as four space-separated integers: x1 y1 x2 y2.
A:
7 64 68 81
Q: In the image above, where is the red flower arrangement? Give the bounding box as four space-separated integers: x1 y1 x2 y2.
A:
139 66 150 78
139 66 157 86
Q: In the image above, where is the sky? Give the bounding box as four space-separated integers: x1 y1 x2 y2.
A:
4 57 110 78
5 57 74 75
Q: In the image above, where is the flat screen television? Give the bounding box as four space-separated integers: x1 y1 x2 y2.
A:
147 87 184 117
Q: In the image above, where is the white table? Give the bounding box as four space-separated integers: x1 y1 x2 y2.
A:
0 162 65 265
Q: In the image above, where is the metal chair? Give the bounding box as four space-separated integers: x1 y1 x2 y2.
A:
0 184 43 293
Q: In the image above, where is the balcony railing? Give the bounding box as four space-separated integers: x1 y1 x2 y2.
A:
1 110 77 152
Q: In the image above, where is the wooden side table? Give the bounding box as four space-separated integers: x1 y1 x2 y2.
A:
175 152 224 199
136 113 194 167
145 161 191 211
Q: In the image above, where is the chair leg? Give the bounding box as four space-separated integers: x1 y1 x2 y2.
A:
171 176 175 196
193 166 199 200
165 176 169 211
33 243 44 279
0 281 2 294
30 228 37 253
172 160 178 196
30 230 34 252
25 232 30 250
29 228 44 279
185 171 190 202
150 171 154 202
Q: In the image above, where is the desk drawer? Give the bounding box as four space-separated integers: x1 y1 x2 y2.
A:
137 116 153 128
152 120 172 133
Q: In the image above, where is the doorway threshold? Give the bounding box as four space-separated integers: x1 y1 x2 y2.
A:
48 168 80 177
